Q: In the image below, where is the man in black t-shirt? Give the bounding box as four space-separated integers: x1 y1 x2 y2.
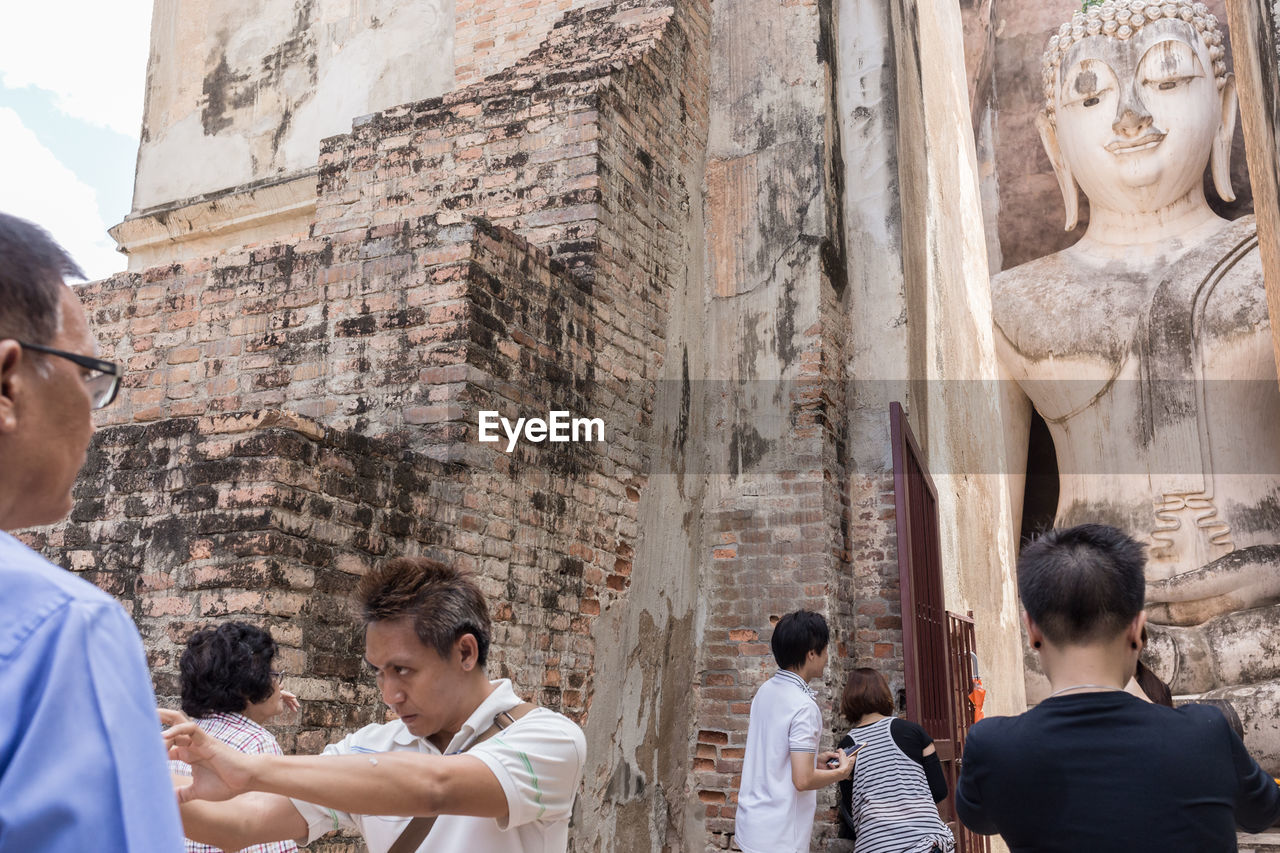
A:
956 525 1280 852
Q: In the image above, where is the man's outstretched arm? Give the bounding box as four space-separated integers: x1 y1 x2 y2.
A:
162 710 509 822
239 752 507 820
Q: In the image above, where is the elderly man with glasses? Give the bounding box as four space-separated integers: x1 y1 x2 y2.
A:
0 212 181 852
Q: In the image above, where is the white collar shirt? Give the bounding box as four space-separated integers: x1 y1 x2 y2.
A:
291 679 585 853
734 670 824 853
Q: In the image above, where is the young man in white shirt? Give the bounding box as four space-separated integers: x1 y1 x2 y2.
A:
163 557 586 853
735 610 854 853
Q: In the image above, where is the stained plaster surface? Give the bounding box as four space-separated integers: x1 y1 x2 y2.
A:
134 0 454 211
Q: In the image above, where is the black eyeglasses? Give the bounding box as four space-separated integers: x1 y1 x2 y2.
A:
18 341 122 409
270 670 285 684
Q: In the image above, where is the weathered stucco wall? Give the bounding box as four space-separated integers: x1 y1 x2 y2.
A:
1224 0 1280 378
115 0 456 270
565 1 713 849
690 0 856 849
889 0 1024 720
134 0 455 211
838 0 910 704
836 0 1024 731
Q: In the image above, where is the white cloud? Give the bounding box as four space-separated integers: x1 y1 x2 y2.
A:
0 0 152 137
0 109 126 281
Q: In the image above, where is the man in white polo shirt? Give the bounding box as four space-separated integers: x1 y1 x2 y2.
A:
162 557 585 853
735 610 853 853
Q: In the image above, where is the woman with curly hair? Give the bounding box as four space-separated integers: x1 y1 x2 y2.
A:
170 621 299 853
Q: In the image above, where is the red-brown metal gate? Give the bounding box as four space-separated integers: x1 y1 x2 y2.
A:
891 402 988 853
945 611 986 853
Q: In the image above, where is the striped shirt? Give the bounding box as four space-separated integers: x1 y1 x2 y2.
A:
847 717 954 853
169 712 298 853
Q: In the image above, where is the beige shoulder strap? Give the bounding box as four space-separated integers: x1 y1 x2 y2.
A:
385 702 538 853
473 701 537 745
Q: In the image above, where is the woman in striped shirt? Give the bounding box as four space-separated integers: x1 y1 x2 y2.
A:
837 668 954 853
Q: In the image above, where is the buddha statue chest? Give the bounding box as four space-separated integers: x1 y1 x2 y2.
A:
994 217 1280 577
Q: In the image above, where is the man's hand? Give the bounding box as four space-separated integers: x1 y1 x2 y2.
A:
281 691 300 714
159 708 257 803
820 749 855 779
792 749 854 791
834 748 855 779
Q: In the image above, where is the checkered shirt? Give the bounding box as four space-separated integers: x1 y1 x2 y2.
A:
169 712 298 853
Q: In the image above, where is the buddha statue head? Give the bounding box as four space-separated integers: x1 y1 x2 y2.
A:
1037 0 1237 230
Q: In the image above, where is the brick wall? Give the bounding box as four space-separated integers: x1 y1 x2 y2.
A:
455 0 581 87
54 0 713 849
75 213 648 712
689 0 866 846
85 226 474 443
315 0 678 282
848 474 903 685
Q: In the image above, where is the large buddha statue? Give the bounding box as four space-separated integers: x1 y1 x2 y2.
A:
993 0 1280 770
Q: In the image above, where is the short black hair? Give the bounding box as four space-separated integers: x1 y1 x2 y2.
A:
1018 524 1146 645
770 610 829 670
0 213 84 344
179 622 278 718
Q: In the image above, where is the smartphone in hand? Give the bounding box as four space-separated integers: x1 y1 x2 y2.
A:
827 741 864 767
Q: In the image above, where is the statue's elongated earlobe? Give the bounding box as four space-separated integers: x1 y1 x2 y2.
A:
1036 110 1078 231
1212 73 1238 203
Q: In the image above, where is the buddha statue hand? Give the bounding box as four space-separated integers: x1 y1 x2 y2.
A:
1145 545 1280 626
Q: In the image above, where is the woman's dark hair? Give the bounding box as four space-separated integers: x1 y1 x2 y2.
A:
770 610 829 670
180 622 278 718
841 667 895 720
1135 625 1174 707
1135 660 1173 707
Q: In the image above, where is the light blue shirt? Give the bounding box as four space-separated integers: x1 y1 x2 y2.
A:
0 530 183 851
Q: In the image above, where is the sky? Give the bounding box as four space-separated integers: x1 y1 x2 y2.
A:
0 1 154 281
